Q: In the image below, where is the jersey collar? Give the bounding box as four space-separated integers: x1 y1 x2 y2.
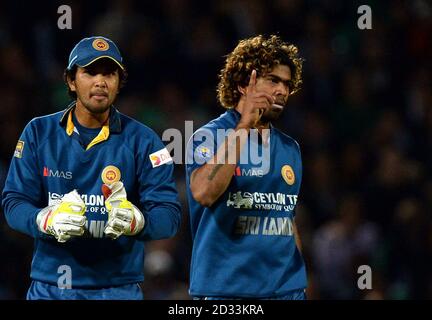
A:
59 102 122 150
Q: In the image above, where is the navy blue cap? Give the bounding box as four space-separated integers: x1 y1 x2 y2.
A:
67 36 124 70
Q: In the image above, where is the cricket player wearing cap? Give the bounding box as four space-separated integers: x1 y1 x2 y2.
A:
2 36 181 299
185 35 307 299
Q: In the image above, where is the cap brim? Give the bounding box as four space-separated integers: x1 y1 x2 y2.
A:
78 56 124 70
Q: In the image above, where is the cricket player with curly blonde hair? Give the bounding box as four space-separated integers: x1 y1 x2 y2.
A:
186 34 307 299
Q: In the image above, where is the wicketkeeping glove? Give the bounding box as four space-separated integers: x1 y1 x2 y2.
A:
36 190 87 243
102 181 145 239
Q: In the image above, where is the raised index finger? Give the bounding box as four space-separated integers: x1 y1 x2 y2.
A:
248 69 257 89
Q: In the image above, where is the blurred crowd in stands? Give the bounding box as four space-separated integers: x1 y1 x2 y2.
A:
0 0 430 299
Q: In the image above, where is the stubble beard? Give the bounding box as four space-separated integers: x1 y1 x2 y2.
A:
78 94 115 115
83 102 111 114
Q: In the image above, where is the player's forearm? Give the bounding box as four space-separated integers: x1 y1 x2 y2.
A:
2 194 43 238
191 163 236 207
190 125 250 207
138 202 181 240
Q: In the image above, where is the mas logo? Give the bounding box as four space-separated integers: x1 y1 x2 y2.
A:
101 165 121 184
14 140 25 158
92 38 109 51
43 167 73 180
281 165 295 185
149 148 172 168
234 166 264 177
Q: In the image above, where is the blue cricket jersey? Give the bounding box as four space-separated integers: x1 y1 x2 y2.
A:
185 109 307 298
2 103 181 288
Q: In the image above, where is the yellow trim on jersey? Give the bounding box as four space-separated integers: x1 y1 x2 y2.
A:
86 123 110 150
66 112 75 136
66 111 110 150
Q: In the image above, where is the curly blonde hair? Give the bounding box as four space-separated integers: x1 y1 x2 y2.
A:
217 34 304 109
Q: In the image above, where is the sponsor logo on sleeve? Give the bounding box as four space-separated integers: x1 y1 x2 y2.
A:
14 140 25 158
197 146 212 159
149 148 172 168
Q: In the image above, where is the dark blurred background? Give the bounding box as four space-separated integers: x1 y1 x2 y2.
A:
0 0 431 299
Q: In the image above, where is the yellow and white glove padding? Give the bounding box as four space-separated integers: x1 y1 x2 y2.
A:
102 181 145 239
36 190 87 243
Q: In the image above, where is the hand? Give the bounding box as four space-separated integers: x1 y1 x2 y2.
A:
238 70 275 128
37 190 87 243
102 181 145 239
